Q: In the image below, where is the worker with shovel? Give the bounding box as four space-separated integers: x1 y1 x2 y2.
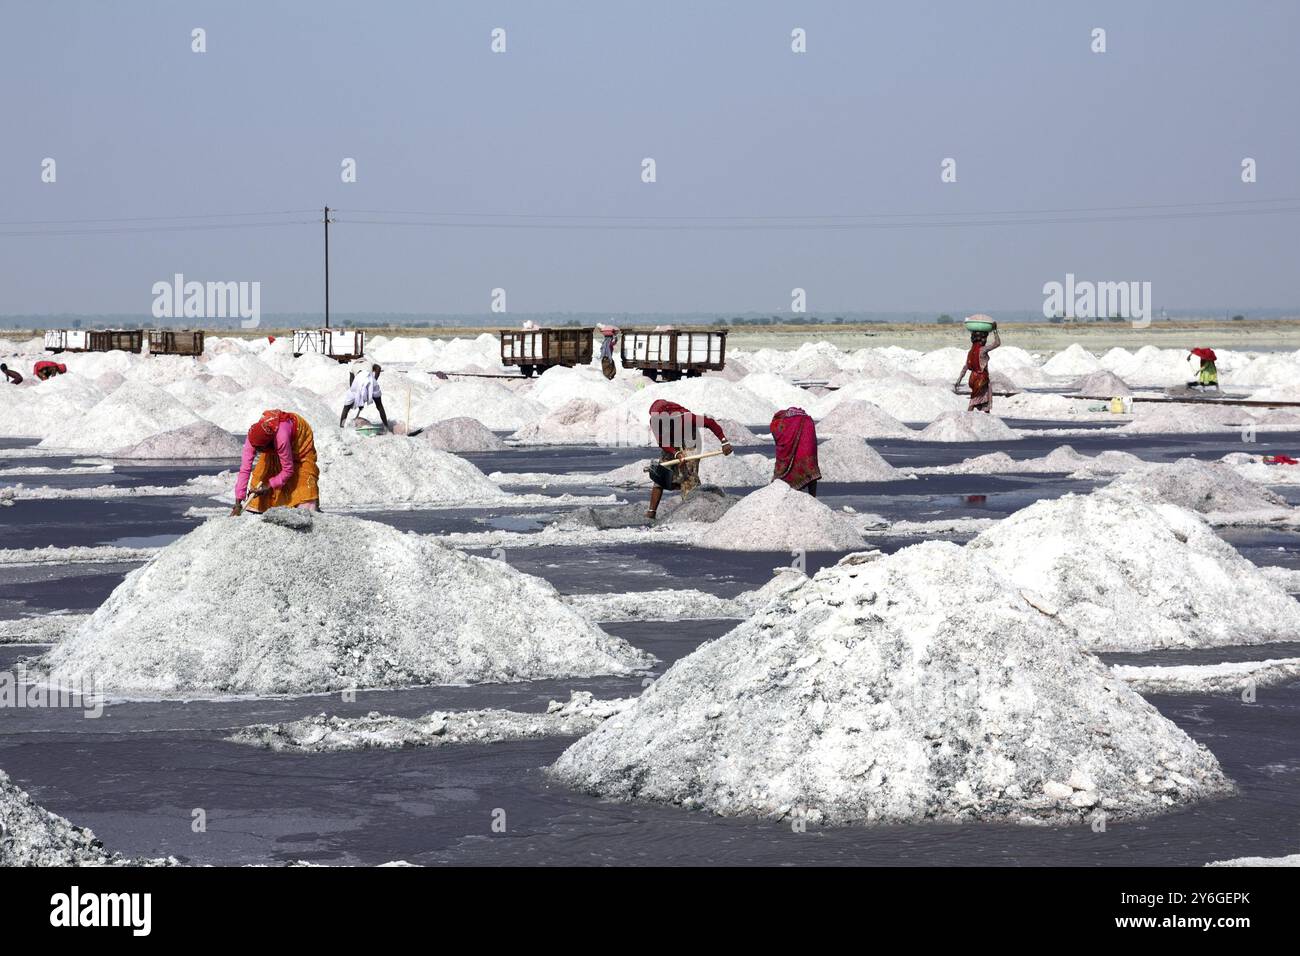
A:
340 363 393 431
645 398 732 520
770 406 821 496
231 409 320 516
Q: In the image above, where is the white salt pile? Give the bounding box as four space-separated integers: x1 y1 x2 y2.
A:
816 437 907 482
697 481 865 551
921 445 1145 477
39 382 203 453
112 420 243 460
968 490 1300 649
510 398 605 444
703 418 765 447
1108 458 1289 515
312 435 507 507
526 365 628 410
1122 405 1234 434
550 541 1230 825
736 371 817 410
699 452 773 487
915 410 1020 442
1113 658 1300 696
230 691 634 752
197 384 336 434
815 381 962 423
1073 369 1133 397
0 376 105 438
40 510 652 696
413 380 546 430
0 768 115 865
816 400 913 439
1042 343 1102 377
415 417 507 452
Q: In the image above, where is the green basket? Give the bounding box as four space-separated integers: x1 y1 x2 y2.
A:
964 319 995 333
355 423 383 437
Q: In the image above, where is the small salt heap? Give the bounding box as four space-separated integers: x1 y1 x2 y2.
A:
698 481 865 551
113 420 243 460
1108 458 1288 515
816 400 913 439
415 417 507 452
915 410 1020 442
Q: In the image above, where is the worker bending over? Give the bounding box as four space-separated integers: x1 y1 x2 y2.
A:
954 316 1001 413
646 398 732 520
1188 348 1219 390
33 361 68 381
1 364 23 385
770 406 821 496
231 409 321 516
340 363 392 431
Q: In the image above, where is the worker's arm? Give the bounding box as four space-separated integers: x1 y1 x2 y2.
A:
233 439 257 502
373 396 392 430
698 414 734 455
953 366 968 392
984 329 1002 353
267 420 297 490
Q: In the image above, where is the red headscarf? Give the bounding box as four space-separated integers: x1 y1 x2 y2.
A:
248 409 294 447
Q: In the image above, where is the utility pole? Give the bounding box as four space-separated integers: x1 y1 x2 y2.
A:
323 205 333 330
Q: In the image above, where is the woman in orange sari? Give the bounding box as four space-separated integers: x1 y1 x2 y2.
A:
230 409 320 516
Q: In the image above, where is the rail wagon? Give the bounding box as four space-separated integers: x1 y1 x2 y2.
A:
499 327 594 377
147 330 205 356
293 329 366 362
620 329 727 381
43 329 90 353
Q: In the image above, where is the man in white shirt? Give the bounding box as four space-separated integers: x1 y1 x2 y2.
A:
340 362 393 431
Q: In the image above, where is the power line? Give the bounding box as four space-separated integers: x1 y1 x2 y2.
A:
341 195 1300 223
336 204 1300 231
0 220 317 239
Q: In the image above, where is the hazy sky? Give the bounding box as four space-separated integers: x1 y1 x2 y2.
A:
2 1 1297 316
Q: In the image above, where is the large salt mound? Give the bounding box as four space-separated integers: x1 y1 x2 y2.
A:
413 380 546 430
817 437 906 482
416 417 507 451
814 380 963 423
526 365 628 410
1122 405 1235 434
314 434 506 506
113 420 243 460
40 511 652 696
915 410 1020 442
551 541 1231 825
198 384 337 433
0 768 115 865
699 452 773 487
0 376 104 438
1108 458 1288 514
697 481 865 551
1042 343 1102 377
510 398 605 444
736 372 817 410
1073 369 1133 397
816 399 913 439
39 382 203 452
968 490 1300 649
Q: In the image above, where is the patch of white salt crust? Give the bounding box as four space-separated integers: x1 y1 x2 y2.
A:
550 541 1231 826
1113 659 1300 696
229 692 635 752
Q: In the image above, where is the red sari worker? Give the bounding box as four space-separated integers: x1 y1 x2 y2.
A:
770 407 821 496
